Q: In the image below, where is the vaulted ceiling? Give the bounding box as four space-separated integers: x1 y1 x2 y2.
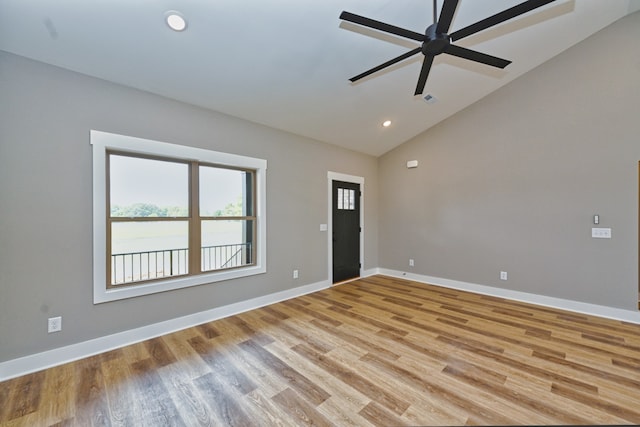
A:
1 1 638 156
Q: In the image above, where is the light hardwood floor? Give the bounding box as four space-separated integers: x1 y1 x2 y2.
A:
2 275 640 426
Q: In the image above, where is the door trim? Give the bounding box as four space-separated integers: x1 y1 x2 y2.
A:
327 172 364 285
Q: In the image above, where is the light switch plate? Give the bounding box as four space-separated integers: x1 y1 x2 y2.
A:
591 228 611 239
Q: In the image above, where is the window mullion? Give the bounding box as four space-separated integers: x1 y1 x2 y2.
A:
189 161 202 275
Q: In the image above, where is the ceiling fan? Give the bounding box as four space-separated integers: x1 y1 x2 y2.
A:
339 0 557 95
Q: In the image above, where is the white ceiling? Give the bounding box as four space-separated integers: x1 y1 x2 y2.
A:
1 0 638 156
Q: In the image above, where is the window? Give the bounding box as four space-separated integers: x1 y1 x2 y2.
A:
108 153 256 286
92 131 266 303
337 187 356 210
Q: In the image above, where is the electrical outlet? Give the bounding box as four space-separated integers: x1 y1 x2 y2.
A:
409 259 414 267
500 271 508 281
293 269 299 279
48 316 62 333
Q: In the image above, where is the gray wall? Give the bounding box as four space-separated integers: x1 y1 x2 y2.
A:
0 52 378 362
379 11 640 310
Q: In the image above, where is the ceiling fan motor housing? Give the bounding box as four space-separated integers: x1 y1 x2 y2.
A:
422 23 451 56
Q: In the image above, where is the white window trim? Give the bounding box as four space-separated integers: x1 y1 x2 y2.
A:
91 130 267 304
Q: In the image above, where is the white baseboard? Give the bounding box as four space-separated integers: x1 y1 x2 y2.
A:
361 268 379 278
376 268 640 325
0 279 330 382
4 270 638 381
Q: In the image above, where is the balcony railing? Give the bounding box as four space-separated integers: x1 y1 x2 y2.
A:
201 242 252 272
111 243 252 285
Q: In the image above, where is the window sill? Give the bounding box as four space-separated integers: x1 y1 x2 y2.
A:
94 264 267 304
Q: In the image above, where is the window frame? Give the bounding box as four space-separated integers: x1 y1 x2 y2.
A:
92 130 267 304
196 162 257 275
107 151 192 287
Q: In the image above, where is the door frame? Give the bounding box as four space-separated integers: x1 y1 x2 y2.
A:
327 171 364 285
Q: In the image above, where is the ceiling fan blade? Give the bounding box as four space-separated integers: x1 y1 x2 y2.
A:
444 44 511 68
340 11 424 42
350 47 422 82
449 0 556 41
436 0 460 34
414 55 435 95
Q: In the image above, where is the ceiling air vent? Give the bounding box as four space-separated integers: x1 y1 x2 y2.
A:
423 94 437 104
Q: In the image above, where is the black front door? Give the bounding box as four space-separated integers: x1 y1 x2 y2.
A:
332 180 360 283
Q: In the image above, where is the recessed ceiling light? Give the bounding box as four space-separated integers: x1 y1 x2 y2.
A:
382 120 392 127
165 11 187 31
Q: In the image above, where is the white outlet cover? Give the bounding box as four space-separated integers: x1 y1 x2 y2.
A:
48 316 62 333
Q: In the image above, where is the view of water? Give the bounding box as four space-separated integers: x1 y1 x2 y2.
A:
110 221 251 284
111 221 246 254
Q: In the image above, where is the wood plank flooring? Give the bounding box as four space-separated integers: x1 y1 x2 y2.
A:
2 275 640 426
